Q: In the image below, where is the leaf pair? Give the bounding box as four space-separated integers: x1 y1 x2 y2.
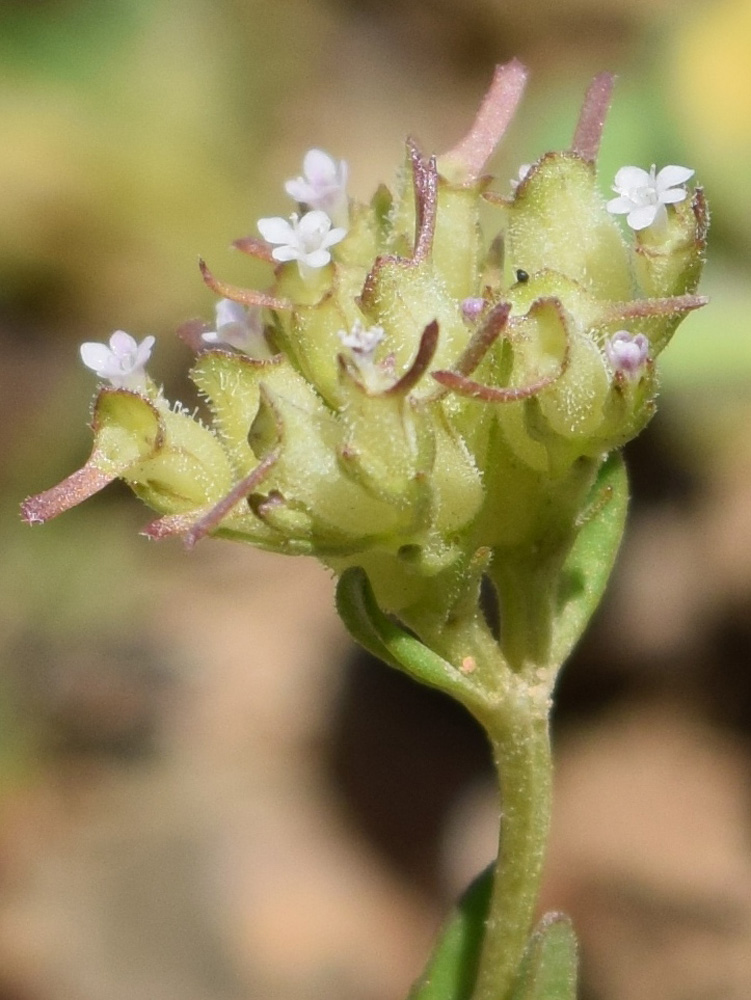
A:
406 866 577 1000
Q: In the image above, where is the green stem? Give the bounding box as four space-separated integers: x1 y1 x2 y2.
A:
472 701 553 1000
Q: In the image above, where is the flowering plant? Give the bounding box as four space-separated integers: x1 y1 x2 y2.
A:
22 62 707 1000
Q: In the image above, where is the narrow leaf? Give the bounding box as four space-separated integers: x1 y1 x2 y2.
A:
550 450 628 665
408 866 493 1000
335 567 483 708
509 913 578 1000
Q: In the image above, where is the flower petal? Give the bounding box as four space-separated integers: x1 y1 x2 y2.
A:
257 216 295 244
109 330 138 356
626 204 658 230
321 226 347 249
613 165 651 191
284 178 310 203
302 249 331 268
271 245 300 262
216 299 247 328
659 187 688 205
297 210 331 236
606 196 634 215
80 343 112 372
303 148 338 184
133 335 156 367
656 164 694 189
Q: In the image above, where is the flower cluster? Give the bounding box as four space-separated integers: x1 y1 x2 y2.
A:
23 64 707 651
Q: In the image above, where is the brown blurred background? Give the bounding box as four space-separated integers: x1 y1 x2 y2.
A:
2 1 751 998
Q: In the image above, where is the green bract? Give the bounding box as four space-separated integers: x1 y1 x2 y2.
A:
23 64 707 671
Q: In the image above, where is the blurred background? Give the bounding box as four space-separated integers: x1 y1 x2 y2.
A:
2 1 751 998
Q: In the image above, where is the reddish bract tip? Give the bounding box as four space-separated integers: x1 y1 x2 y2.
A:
451 302 511 377
406 139 438 263
383 320 440 396
183 450 280 549
198 258 292 312
571 73 615 163
232 235 276 262
607 294 709 322
142 510 210 540
20 466 115 525
433 298 570 401
431 366 561 403
440 60 529 183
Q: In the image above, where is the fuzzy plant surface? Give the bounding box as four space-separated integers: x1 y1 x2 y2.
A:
23 62 707 1000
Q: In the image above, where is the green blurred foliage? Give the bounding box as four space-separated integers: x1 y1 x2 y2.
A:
0 0 329 332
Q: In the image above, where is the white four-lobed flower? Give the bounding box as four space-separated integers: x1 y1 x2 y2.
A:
201 298 271 357
285 149 349 225
80 331 155 390
338 321 389 391
339 320 385 359
607 163 694 231
605 330 649 377
257 210 346 279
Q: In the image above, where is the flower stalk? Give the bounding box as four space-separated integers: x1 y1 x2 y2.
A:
477 705 553 1000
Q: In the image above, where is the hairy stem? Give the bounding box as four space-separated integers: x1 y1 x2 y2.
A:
472 699 553 1000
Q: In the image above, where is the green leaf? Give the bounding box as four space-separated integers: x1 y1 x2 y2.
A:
408 866 493 1000
404 875 577 1000
509 913 578 1000
550 450 628 665
335 566 482 709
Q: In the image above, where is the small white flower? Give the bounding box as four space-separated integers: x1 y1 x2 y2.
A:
339 320 385 359
257 210 346 279
285 149 349 225
79 330 155 390
201 299 271 357
605 330 649 377
606 163 694 231
338 321 388 390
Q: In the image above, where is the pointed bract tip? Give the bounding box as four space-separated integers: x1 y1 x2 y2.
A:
439 60 529 183
198 258 292 312
384 320 439 396
572 73 616 163
20 466 116 525
232 235 276 261
406 138 438 263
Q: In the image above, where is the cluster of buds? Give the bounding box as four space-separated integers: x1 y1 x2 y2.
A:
23 63 707 648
